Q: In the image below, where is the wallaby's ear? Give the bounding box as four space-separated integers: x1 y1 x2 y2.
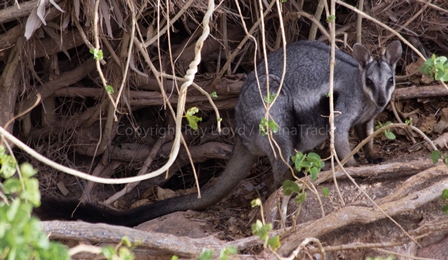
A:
352 43 373 68
382 40 402 67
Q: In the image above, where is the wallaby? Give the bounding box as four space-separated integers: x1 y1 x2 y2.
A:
35 40 402 226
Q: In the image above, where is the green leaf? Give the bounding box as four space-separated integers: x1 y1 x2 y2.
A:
259 118 268 136
20 163 37 178
90 48 104 60
267 235 280 251
431 150 442 164
3 178 22 194
441 189 448 200
117 247 134 260
102 246 116 259
282 180 301 196
251 198 262 208
384 129 396 140
0 154 17 179
268 120 279 134
310 167 319 180
307 152 321 164
21 178 41 206
251 219 263 234
219 246 237 260
121 237 132 247
210 91 218 98
171 256 179 260
442 204 448 215
322 187 330 197
419 54 436 75
439 71 448 82
259 118 278 135
419 54 448 82
292 151 324 177
198 249 213 260
294 192 306 204
252 220 273 245
405 118 413 125
326 14 336 23
6 199 21 222
185 107 202 130
292 151 305 172
186 107 199 116
263 92 276 104
375 121 391 130
106 85 115 94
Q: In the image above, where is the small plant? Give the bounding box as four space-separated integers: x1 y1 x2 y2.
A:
90 48 104 60
263 92 277 104
196 246 237 260
102 237 134 260
430 150 447 165
210 91 218 98
259 117 279 136
198 249 214 260
322 187 330 197
185 106 203 130
0 145 136 259
375 121 396 140
251 199 280 251
419 54 448 81
441 189 448 215
282 179 306 204
259 93 280 136
0 146 70 260
105 84 115 94
219 246 237 260
291 151 325 180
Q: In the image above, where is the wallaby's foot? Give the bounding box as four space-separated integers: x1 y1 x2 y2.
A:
344 157 359 167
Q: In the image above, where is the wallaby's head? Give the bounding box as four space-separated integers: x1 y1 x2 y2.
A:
352 41 402 108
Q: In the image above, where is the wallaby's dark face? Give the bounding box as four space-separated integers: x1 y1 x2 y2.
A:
353 41 402 108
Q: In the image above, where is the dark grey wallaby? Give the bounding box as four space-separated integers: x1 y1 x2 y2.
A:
35 40 402 226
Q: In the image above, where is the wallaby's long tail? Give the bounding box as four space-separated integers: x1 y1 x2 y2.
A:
34 139 256 227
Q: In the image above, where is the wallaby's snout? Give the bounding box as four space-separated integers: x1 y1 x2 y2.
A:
377 96 387 107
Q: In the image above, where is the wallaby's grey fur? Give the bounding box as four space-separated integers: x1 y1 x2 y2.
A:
35 40 402 226
236 40 402 185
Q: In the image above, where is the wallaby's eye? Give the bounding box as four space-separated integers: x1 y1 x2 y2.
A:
365 78 374 87
387 77 394 85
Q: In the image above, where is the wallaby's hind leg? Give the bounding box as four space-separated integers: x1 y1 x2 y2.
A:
355 119 384 164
